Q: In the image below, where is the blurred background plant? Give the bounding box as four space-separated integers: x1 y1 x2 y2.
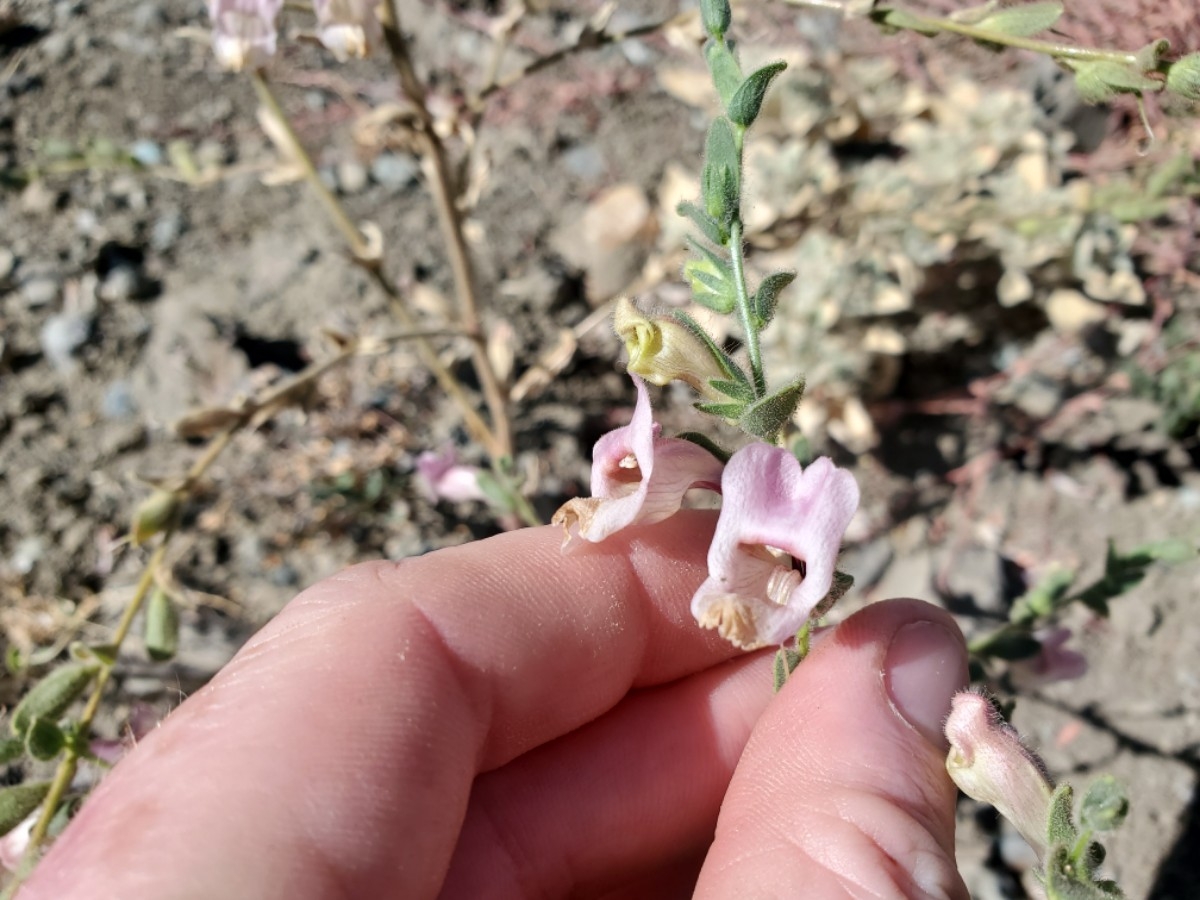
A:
0 0 1198 896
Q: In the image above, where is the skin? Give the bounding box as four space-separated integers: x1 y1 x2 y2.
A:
21 511 970 899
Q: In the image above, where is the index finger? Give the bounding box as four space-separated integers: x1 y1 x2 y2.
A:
26 511 738 900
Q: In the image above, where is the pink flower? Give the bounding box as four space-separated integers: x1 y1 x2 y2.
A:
552 376 724 545
945 689 1054 858
313 0 381 61
1011 627 1088 686
208 0 284 72
690 443 859 649
416 447 486 503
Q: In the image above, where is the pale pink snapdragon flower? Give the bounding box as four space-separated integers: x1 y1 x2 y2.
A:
313 0 381 61
552 376 725 545
208 0 284 72
1011 627 1088 687
945 689 1054 858
690 443 859 649
415 447 486 504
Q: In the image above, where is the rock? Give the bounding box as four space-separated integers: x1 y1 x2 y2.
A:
101 380 139 419
941 545 1008 615
20 276 60 308
560 143 607 186
99 265 151 302
369 153 418 188
151 209 186 252
40 310 93 372
336 160 368 195
1045 288 1105 335
129 139 164 167
0 247 14 282
9 536 45 575
41 32 73 63
131 1 166 31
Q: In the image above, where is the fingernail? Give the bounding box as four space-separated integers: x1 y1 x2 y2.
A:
885 621 968 749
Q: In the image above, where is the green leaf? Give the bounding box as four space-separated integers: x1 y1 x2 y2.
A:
739 378 805 442
672 309 750 387
695 400 747 419
772 645 804 693
474 470 516 514
686 236 733 279
684 260 736 314
975 2 1063 38
0 781 51 837
1047 783 1078 846
24 717 65 762
1070 60 1163 104
677 200 729 247
728 61 787 128
870 7 939 36
703 117 741 223
709 378 756 403
1080 775 1129 833
673 431 731 463
700 0 731 38
10 662 99 738
1070 539 1192 616
0 737 25 765
705 40 743 108
970 626 1041 660
144 585 180 662
751 271 796 329
1166 52 1200 100
1134 39 1171 73
1010 567 1076 625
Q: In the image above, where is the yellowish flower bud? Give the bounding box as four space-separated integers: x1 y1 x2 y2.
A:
131 489 183 546
613 297 727 401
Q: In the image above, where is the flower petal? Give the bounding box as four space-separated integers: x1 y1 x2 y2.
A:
209 0 283 71
553 376 724 545
691 443 859 648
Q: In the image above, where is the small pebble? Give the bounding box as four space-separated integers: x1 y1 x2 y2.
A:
20 276 60 308
99 265 143 302
41 32 73 63
130 139 164 167
40 311 93 372
10 537 45 575
0 247 14 282
101 380 139 420
336 160 368 195
561 143 607 185
151 210 186 252
370 153 419 188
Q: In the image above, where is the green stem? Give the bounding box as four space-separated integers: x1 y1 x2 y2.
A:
728 219 764 398
1069 827 1095 863
909 12 1138 65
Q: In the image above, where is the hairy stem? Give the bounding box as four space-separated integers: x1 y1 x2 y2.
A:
729 219 764 397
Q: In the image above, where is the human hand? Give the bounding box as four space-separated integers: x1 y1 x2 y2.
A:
20 512 969 899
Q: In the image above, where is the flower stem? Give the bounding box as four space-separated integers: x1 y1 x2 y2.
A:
729 219 765 397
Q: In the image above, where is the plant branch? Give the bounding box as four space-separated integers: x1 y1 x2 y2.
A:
729 218 765 398
378 1 515 461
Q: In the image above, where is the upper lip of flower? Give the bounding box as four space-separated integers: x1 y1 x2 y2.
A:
690 443 859 649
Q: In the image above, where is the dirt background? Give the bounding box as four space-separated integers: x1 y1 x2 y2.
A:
1 0 1199 896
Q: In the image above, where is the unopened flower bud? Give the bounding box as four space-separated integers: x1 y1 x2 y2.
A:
313 0 381 61
131 489 183 546
208 0 284 72
613 297 727 400
945 690 1054 858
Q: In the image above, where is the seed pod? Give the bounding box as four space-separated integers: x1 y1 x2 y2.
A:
131 488 183 546
144 585 180 662
10 662 99 738
0 781 51 837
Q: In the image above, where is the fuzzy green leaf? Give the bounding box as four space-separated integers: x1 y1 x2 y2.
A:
1080 775 1129 833
0 781 51 837
751 271 796 329
728 61 787 128
10 662 98 738
474 470 516 514
739 378 805 441
709 378 756 403
1071 539 1193 616
1134 39 1171 73
703 117 741 223
1166 52 1200 100
870 7 939 36
1010 567 1076 625
705 40 743 108
1047 783 1078 846
970 625 1041 660
677 201 729 246
0 737 25 765
975 2 1063 38
24 717 66 762
695 400 747 419
1071 60 1163 104
672 309 750 387
700 0 731 38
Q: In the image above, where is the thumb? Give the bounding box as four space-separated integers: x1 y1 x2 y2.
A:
696 598 970 900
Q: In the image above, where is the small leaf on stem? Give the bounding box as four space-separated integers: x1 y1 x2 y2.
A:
975 1 1063 38
1080 775 1129 833
705 40 743 108
751 271 796 329
10 662 99 738
727 62 787 128
738 378 805 442
0 781 51 838
677 201 729 247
